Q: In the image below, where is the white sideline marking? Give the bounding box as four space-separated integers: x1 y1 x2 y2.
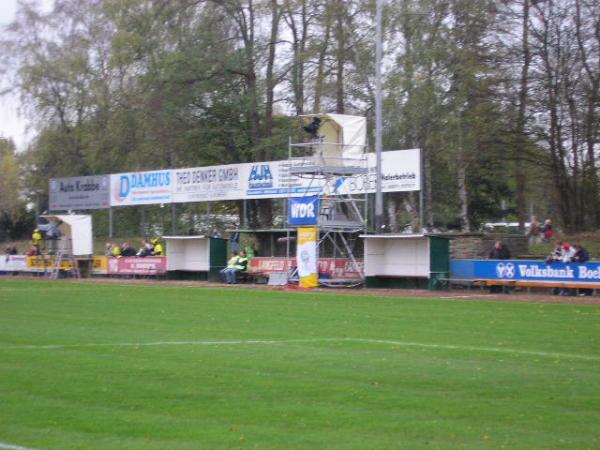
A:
0 442 40 450
349 338 600 362
5 337 600 362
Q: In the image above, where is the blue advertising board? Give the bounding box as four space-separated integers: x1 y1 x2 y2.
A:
289 196 320 226
450 259 600 283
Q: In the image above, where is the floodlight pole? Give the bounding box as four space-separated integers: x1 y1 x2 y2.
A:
374 0 384 233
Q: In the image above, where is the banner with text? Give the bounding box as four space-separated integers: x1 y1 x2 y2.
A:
170 149 420 204
102 149 420 207
110 170 172 206
297 227 318 288
107 256 167 275
49 176 110 210
289 196 320 226
451 259 600 283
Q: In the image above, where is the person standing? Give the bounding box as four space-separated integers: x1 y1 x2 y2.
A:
573 244 593 296
32 228 42 249
527 216 542 246
542 219 554 242
489 241 511 260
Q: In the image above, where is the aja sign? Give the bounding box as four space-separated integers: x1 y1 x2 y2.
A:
289 196 320 226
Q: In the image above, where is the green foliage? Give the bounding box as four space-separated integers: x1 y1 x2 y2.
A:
1 0 598 231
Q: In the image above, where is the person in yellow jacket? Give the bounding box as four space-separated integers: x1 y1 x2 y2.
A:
151 238 164 256
111 244 121 257
220 250 248 284
32 229 42 248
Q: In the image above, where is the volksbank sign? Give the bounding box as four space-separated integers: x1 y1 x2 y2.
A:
450 259 600 283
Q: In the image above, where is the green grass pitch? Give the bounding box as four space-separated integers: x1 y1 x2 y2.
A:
1 279 599 449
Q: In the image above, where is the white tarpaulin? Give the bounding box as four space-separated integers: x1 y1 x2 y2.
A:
42 214 93 256
302 114 367 162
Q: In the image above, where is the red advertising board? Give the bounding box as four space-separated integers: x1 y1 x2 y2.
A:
107 256 167 275
249 257 362 279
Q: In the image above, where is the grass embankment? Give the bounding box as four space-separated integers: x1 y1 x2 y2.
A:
1 280 599 449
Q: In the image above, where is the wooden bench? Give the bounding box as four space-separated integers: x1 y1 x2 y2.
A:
437 278 484 290
471 279 597 295
440 278 597 295
238 270 271 284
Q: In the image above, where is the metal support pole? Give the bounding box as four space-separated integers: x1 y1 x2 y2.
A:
374 0 384 233
171 203 176 234
108 207 113 238
419 149 425 232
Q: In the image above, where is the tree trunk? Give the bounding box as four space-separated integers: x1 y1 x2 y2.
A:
514 0 531 232
457 164 470 232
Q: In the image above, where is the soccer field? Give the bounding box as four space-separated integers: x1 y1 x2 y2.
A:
1 280 599 449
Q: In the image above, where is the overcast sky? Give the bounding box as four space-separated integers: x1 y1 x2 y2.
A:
0 0 54 151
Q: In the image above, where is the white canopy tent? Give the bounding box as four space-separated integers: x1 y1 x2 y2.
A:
301 114 367 163
41 214 93 256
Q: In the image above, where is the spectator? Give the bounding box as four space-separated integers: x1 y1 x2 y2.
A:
545 240 563 264
488 241 511 293
120 242 137 257
573 243 590 263
220 250 248 284
26 245 40 257
561 242 576 263
211 227 222 239
32 228 42 248
151 238 163 256
528 216 542 246
220 251 239 283
573 244 593 296
230 230 240 253
489 241 511 260
542 219 554 242
137 240 154 257
5 246 17 263
111 243 121 257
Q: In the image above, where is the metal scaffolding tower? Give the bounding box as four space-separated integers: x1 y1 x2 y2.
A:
287 114 368 287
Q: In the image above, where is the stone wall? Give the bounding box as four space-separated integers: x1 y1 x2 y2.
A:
442 233 529 259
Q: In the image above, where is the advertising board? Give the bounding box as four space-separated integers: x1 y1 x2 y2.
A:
107 256 167 275
49 176 110 210
106 149 420 207
288 196 320 226
110 170 172 206
451 259 600 283
249 257 363 280
0 255 28 272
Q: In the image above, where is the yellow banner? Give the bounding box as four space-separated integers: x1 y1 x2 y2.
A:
92 256 108 273
26 256 74 270
297 227 318 288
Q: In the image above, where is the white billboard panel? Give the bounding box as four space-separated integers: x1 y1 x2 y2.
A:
110 149 420 206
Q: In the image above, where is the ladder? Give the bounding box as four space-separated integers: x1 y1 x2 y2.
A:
50 238 81 279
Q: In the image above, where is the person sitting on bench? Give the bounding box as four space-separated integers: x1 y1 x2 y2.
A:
221 250 248 284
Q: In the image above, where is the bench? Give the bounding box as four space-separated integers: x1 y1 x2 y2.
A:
238 270 271 284
437 278 485 290
470 279 596 295
439 277 597 295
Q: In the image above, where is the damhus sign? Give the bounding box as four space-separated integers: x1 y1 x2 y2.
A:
110 170 172 206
